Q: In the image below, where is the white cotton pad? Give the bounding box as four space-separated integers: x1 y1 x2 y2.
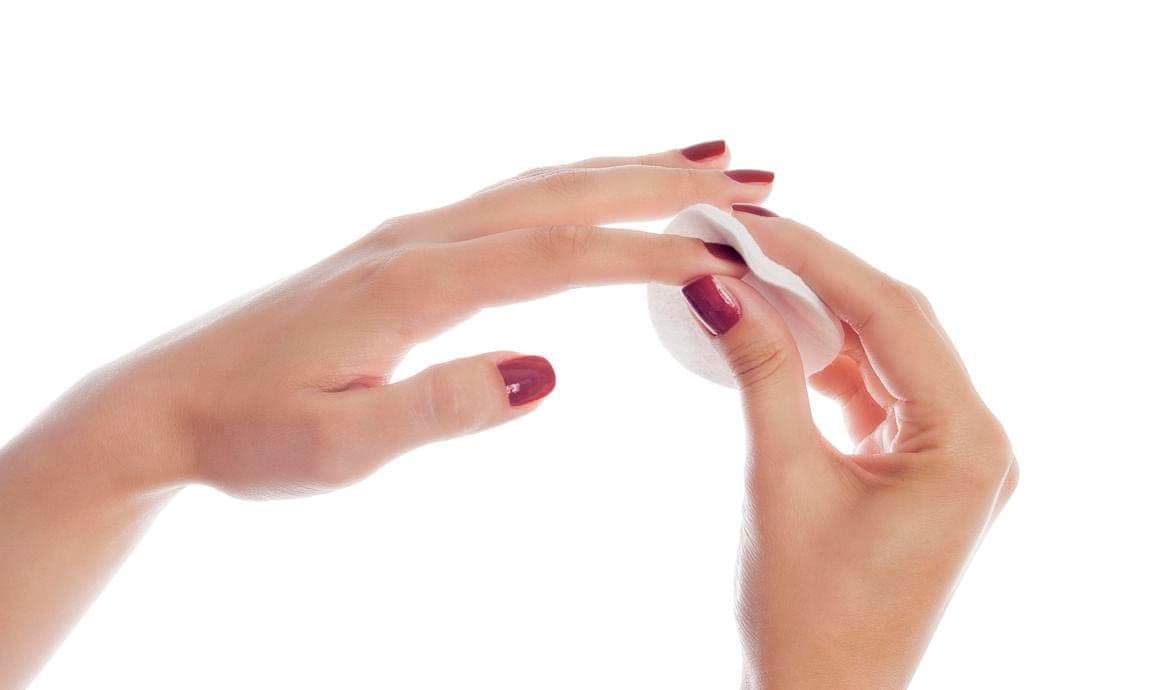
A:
647 204 844 387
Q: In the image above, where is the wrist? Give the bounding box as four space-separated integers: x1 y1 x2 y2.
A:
0 361 186 689
3 359 195 504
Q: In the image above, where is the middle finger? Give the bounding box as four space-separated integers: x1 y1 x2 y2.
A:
429 164 775 242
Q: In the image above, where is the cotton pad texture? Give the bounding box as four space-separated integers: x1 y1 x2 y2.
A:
647 204 844 387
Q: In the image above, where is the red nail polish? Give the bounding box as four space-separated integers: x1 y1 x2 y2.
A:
704 242 746 266
731 203 778 217
498 356 556 406
725 169 775 184
681 139 727 162
682 276 742 336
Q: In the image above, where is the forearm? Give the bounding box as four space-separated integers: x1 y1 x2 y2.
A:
741 647 915 690
740 620 918 690
0 368 183 689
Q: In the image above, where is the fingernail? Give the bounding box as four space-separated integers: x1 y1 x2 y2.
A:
704 242 746 267
680 139 727 162
731 203 778 217
498 355 556 407
724 169 775 184
682 276 742 336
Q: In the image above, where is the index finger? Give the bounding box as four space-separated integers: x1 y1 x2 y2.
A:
405 164 774 244
383 225 749 339
732 208 973 406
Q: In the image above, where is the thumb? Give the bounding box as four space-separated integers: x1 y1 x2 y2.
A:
358 352 556 460
681 275 819 458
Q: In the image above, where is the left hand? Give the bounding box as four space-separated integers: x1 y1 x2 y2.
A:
54 142 773 499
0 141 773 687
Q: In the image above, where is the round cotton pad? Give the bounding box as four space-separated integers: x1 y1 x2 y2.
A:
647 204 844 387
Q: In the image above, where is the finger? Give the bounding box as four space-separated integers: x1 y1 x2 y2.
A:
473 141 731 196
899 280 969 376
731 209 971 405
384 225 750 335
839 324 897 409
561 139 730 170
680 275 820 459
428 165 775 242
348 353 556 463
809 354 889 445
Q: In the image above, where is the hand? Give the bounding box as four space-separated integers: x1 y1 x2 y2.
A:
120 144 773 498
680 206 1018 689
47 143 779 499
0 141 776 686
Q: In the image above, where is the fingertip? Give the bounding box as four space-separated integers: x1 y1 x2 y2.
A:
679 139 728 165
725 169 775 185
710 277 797 347
703 241 747 266
722 170 775 206
496 355 556 407
731 203 779 218
682 275 743 336
702 241 751 278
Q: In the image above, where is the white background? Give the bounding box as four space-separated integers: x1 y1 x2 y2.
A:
2 1 1147 687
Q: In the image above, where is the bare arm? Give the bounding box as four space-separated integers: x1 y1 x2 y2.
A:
0 141 763 688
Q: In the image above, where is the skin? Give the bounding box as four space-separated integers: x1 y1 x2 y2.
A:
684 209 1018 688
0 143 1014 689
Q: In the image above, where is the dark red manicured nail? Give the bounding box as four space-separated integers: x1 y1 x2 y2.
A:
704 242 746 266
681 139 727 162
725 169 775 184
731 203 778 217
682 276 742 336
498 355 556 407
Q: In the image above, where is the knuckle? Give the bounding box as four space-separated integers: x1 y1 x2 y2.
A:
977 413 1015 460
854 277 923 334
950 412 1016 496
518 165 556 180
537 168 591 201
726 335 792 390
363 214 420 249
534 224 599 265
353 246 457 340
898 281 932 311
423 365 490 435
879 277 921 311
362 246 438 292
758 219 813 270
960 456 1013 498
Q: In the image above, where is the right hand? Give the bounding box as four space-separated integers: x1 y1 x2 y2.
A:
680 206 1018 689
